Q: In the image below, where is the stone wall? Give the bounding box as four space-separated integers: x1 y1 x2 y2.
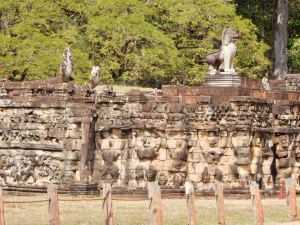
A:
93 75 300 191
94 93 274 191
1 75 300 193
0 76 95 188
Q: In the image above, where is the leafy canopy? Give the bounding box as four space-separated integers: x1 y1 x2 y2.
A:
0 0 269 86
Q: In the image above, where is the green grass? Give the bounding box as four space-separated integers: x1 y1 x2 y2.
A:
2 195 300 225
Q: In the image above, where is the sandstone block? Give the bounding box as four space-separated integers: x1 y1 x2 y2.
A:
162 95 179 103
162 85 178 96
181 96 198 104
75 139 82 150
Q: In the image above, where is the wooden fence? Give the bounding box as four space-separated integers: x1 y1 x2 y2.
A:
0 178 297 225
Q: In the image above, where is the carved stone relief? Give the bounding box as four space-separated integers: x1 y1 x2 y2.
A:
3 75 300 194
0 150 66 185
91 97 300 191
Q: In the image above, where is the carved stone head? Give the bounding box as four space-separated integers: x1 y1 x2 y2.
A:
222 27 240 45
207 131 218 148
236 131 251 147
276 135 290 158
173 174 182 189
205 105 214 116
293 105 299 115
147 164 157 181
135 165 146 181
158 172 168 185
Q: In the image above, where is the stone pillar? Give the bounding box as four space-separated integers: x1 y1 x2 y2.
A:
81 112 91 183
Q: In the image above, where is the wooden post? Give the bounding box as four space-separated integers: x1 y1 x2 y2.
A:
148 183 162 225
0 187 5 225
102 183 114 225
185 182 196 225
215 181 225 225
285 178 297 220
47 184 60 225
250 181 264 225
278 180 285 199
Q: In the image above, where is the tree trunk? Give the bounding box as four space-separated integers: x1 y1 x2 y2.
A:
119 38 136 78
269 0 288 80
259 1 265 43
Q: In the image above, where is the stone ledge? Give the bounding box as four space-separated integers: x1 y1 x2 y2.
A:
203 74 241 87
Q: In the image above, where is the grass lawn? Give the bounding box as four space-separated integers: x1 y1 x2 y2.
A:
2 194 300 225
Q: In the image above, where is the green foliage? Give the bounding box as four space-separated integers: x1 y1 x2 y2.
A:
0 0 270 85
146 0 269 84
233 0 273 43
84 0 179 86
287 1 300 73
288 38 300 73
232 16 270 78
235 0 300 76
0 0 91 83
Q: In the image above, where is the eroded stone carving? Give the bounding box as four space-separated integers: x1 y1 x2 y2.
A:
261 135 274 190
90 66 100 89
250 135 263 182
168 139 188 172
206 131 221 164
262 77 270 91
206 27 240 75
134 130 161 160
0 150 66 186
231 130 252 187
135 165 147 188
275 134 294 183
60 47 73 83
3 70 300 194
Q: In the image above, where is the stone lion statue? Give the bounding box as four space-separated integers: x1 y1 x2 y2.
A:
206 27 240 75
90 66 100 89
60 47 73 83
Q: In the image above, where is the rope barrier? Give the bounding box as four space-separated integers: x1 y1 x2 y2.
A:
4 199 50 204
58 198 104 202
162 197 186 200
2 196 192 204
112 198 150 201
2 194 192 205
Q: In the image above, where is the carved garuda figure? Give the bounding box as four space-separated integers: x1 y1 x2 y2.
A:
60 47 73 83
90 66 100 89
206 27 240 75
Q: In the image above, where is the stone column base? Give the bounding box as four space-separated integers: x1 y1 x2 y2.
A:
203 73 241 87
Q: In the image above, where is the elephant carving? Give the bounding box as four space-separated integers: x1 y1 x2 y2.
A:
206 27 240 75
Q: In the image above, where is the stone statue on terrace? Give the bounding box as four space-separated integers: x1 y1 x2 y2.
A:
206 27 240 75
90 66 100 89
60 47 73 83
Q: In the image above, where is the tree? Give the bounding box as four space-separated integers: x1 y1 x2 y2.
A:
0 0 271 86
234 0 300 79
269 0 288 80
287 0 300 73
147 0 270 84
233 0 273 44
0 0 92 82
84 0 179 86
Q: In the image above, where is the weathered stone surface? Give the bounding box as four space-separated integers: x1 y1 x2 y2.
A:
161 85 178 96
2 74 300 193
181 96 198 104
161 95 179 103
